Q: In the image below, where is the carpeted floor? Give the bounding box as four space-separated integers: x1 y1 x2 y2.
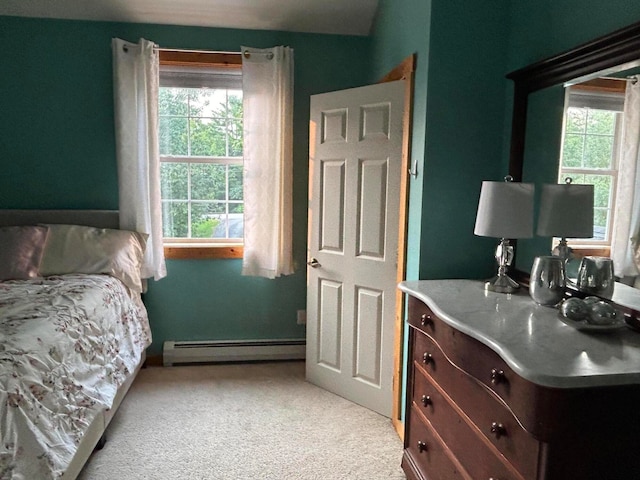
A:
78 361 405 479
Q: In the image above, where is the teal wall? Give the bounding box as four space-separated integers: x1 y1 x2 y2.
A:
508 0 640 72
0 15 372 354
370 0 431 282
420 1 511 280
372 0 511 282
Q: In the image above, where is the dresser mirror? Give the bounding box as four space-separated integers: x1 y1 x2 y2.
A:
506 21 640 312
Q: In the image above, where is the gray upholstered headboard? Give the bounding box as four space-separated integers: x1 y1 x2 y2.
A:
0 210 119 229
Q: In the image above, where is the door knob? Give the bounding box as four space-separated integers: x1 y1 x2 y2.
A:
307 258 321 268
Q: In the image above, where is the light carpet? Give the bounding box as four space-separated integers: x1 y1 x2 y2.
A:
78 361 405 479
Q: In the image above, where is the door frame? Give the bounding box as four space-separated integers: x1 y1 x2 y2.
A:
379 54 415 438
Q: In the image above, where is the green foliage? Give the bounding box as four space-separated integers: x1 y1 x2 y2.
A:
562 107 616 169
193 218 220 238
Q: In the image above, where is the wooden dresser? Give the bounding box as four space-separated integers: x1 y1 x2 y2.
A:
399 280 640 480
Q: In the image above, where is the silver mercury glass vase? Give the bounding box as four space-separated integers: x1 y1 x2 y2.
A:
529 255 566 306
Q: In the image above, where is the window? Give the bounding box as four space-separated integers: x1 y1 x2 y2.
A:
158 51 244 257
558 82 625 247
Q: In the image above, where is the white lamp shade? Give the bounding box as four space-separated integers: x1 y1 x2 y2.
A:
536 183 594 238
474 181 534 239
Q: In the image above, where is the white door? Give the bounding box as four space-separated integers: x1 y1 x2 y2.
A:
306 80 405 417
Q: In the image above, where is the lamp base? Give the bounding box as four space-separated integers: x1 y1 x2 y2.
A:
484 273 520 294
551 238 573 264
484 238 520 293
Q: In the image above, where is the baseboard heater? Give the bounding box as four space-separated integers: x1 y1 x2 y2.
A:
162 339 306 366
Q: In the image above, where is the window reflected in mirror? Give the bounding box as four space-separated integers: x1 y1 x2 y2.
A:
558 78 625 248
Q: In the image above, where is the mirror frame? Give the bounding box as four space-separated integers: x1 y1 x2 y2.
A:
506 20 640 182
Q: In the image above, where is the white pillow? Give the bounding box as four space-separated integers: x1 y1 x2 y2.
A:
39 224 148 292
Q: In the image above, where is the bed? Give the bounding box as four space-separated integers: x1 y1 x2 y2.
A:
0 210 151 480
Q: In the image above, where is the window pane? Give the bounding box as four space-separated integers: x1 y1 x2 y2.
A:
584 135 613 169
586 110 615 135
229 203 244 214
213 213 244 239
585 174 612 241
228 92 244 156
162 201 188 237
159 117 188 155
228 91 243 118
228 164 243 201
228 119 243 156
195 89 227 115
561 134 584 168
190 118 227 156
191 164 226 200
584 174 612 209
159 88 189 116
187 88 208 116
191 203 223 239
565 108 586 133
593 208 608 240
161 163 188 199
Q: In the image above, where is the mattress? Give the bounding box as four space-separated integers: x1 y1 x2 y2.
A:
0 274 151 479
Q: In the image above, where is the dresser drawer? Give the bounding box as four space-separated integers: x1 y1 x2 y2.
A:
408 295 441 336
412 328 539 479
411 369 523 480
408 298 553 439
405 404 469 480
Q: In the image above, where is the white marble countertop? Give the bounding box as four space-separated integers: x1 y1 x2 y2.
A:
399 279 640 389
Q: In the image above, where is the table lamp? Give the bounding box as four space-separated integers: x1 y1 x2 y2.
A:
474 176 534 293
536 178 594 264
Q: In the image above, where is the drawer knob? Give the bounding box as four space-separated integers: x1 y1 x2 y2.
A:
422 352 434 365
490 422 506 438
421 395 432 407
421 313 432 326
417 440 428 453
490 368 505 385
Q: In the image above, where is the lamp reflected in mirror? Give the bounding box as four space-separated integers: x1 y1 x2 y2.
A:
537 178 594 264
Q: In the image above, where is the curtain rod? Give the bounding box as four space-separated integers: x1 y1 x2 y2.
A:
158 47 240 55
121 43 275 61
121 43 240 55
600 75 638 82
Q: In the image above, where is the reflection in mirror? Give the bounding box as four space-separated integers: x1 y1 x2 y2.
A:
518 73 640 288
507 21 640 297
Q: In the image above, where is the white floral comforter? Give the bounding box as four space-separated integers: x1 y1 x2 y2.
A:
0 274 151 480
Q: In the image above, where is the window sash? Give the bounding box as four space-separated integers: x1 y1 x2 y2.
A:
160 156 243 243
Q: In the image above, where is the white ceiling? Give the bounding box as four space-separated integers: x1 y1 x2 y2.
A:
0 0 379 36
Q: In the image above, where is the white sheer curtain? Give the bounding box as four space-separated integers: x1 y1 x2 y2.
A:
612 76 640 279
241 46 294 278
112 38 166 281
